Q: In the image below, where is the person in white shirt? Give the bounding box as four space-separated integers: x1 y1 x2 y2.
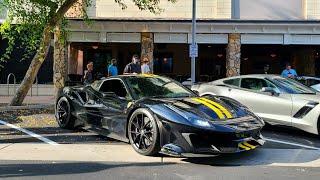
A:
141 57 151 74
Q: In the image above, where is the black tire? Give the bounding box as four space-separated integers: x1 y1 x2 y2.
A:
55 97 76 130
128 108 160 156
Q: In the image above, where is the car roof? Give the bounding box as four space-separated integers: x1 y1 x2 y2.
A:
104 74 163 80
212 74 282 83
300 76 320 80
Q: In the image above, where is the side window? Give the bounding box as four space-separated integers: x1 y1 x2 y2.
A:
223 78 240 87
240 78 269 91
308 79 320 86
99 80 129 99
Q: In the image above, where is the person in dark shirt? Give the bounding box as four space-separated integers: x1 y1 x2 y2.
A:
83 62 94 85
123 54 141 74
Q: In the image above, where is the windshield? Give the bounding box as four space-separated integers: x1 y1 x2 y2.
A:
272 77 316 94
125 76 196 99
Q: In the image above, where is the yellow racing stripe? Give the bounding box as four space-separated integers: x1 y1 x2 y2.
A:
192 98 225 119
140 74 153 77
140 74 159 78
200 98 233 118
238 143 251 150
243 142 256 149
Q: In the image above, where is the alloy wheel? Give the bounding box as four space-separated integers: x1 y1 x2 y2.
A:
129 113 156 152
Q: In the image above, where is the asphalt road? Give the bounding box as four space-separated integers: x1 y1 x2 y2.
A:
0 160 319 180
1 115 320 180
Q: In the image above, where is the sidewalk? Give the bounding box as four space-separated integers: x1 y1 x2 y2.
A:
0 143 181 163
0 96 55 105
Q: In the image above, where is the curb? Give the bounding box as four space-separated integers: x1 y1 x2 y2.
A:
0 104 54 111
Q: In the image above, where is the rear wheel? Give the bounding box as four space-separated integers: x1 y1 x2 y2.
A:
128 108 160 156
56 97 76 129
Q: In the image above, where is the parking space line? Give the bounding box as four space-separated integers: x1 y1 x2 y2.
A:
0 119 59 146
265 137 320 150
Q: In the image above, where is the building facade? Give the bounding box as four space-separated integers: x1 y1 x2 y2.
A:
2 0 320 84
64 0 320 82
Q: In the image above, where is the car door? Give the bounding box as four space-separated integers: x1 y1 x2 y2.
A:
82 87 107 127
228 77 292 125
97 79 131 139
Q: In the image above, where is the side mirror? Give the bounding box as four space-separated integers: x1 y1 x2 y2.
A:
260 87 279 96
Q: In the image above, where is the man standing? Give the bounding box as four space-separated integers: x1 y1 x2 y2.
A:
123 54 141 74
281 63 298 78
107 58 118 76
83 62 94 85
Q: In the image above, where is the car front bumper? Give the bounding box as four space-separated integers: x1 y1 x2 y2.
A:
158 119 265 157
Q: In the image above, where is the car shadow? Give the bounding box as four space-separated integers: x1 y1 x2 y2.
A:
180 147 320 166
0 126 121 144
0 161 175 178
262 124 320 147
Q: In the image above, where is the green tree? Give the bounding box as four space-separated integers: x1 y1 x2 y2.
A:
0 0 175 106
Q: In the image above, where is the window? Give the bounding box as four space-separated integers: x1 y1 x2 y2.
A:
307 79 320 86
0 7 7 20
272 78 316 94
240 78 274 91
125 76 194 100
99 79 130 99
223 78 240 87
307 0 320 19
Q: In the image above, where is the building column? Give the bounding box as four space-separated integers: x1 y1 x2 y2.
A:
141 33 154 73
226 33 241 77
68 44 78 75
53 26 68 98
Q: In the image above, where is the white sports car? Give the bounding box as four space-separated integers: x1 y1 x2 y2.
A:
192 74 320 135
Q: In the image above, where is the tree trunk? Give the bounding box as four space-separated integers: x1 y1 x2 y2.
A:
9 26 52 106
9 0 79 106
53 25 68 101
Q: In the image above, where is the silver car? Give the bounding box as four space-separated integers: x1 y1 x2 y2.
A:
192 74 320 135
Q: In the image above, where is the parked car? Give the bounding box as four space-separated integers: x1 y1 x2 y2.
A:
296 76 320 92
192 74 320 135
55 74 265 157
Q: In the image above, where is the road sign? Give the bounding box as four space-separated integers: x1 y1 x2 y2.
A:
189 44 198 58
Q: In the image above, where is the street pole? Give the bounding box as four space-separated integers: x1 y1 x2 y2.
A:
191 0 196 85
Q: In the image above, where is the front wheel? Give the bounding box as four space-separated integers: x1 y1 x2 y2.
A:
128 108 160 156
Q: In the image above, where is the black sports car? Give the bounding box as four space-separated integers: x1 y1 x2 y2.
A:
55 74 265 156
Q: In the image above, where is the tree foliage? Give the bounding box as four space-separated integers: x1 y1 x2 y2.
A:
0 0 175 68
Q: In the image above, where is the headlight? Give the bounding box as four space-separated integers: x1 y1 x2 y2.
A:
190 118 212 128
164 104 212 128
